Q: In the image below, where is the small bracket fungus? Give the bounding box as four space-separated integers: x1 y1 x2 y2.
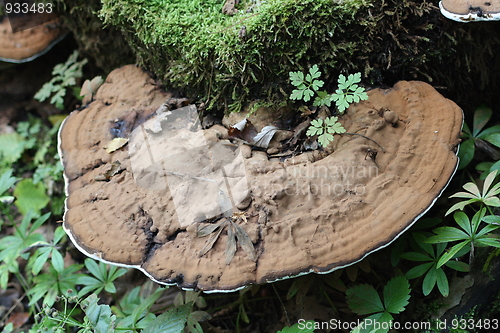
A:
59 65 463 292
439 0 500 22
0 16 67 63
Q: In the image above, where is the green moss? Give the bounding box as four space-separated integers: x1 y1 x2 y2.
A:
61 0 499 115
99 0 370 111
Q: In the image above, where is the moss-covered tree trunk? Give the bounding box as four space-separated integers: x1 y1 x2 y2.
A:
62 0 500 115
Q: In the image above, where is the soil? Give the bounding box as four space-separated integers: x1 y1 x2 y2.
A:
59 65 463 292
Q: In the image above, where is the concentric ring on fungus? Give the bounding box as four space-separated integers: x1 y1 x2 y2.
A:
58 65 463 292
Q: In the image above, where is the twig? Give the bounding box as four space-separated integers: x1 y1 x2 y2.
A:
343 133 385 153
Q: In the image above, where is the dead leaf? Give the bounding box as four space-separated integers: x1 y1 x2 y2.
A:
104 137 128 153
225 223 237 265
252 125 278 148
197 220 226 237
6 312 30 329
199 221 226 257
233 222 257 262
228 119 258 143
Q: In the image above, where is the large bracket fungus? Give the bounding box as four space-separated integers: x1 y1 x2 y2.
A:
59 65 463 292
440 0 500 22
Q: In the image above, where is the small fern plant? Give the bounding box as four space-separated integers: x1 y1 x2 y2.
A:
34 50 88 109
289 65 368 114
306 116 346 147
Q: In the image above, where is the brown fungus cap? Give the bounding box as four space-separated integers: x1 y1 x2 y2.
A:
0 16 67 63
440 0 500 22
59 65 463 292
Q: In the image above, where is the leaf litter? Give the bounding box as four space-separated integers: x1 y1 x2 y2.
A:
197 212 257 265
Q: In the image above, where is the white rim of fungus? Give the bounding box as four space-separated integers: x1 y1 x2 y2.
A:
0 32 68 63
57 109 463 294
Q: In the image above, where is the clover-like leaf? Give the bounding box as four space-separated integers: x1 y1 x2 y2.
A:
302 88 314 102
290 89 305 101
289 71 305 88
313 91 332 107
318 133 334 147
308 64 322 80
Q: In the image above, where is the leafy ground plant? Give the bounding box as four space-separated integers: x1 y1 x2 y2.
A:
289 65 368 113
428 208 500 268
34 50 88 109
289 65 324 103
0 169 16 206
346 275 411 333
458 105 500 169
400 232 469 297
330 73 369 113
76 258 128 296
446 169 500 215
306 116 346 147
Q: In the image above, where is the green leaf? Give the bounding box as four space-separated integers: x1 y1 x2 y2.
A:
51 249 65 273
476 238 500 248
289 71 304 87
482 215 500 225
0 169 17 195
290 89 304 101
383 276 410 314
471 208 486 234
311 79 324 91
82 294 116 333
445 199 477 216
405 262 433 279
422 266 438 296
130 287 166 326
477 125 500 139
435 268 449 297
445 260 469 272
34 82 55 102
482 170 498 196
313 91 332 107
13 178 50 216
454 211 472 235
302 88 314 102
473 105 492 137
457 139 475 170
0 133 25 164
412 233 435 256
142 303 191 333
485 133 500 148
436 241 469 268
308 65 321 80
427 226 469 243
346 284 384 315
400 252 431 262
337 74 348 88
483 197 500 207
318 133 333 147
31 248 51 275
